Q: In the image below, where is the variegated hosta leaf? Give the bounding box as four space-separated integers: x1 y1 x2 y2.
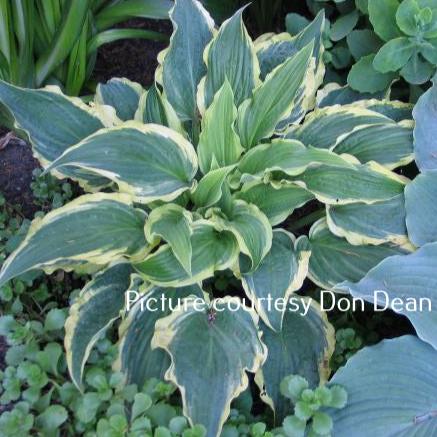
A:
209 200 272 272
192 166 235 208
256 299 334 424
95 78 143 121
335 243 437 350
285 105 394 150
241 230 311 331
256 11 325 127
405 170 437 247
46 123 198 204
145 204 193 274
198 6 259 113
134 220 238 287
0 194 146 288
235 181 314 226
117 285 204 387
412 79 437 171
65 263 134 389
328 336 437 437
0 81 113 186
238 139 354 179
237 43 313 149
327 194 409 246
135 85 184 134
152 296 267 436
198 80 243 174
332 121 414 170
309 219 408 290
290 161 406 205
354 99 413 122
161 0 214 121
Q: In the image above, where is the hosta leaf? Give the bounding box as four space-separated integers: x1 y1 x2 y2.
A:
192 166 235 208
328 336 437 436
0 81 113 185
356 99 412 122
0 194 146 287
134 221 238 287
332 121 414 169
335 243 437 350
285 105 394 149
412 79 437 171
161 0 214 121
209 200 272 271
47 123 198 204
198 7 259 112
95 78 143 121
152 296 266 436
241 230 311 331
405 170 437 246
309 219 407 290
117 285 203 386
237 43 313 149
291 161 406 205
368 0 402 42
198 80 243 174
65 263 133 389
235 181 314 226
316 84 388 108
145 204 193 275
327 194 409 246
135 85 183 134
256 299 334 424
239 139 353 179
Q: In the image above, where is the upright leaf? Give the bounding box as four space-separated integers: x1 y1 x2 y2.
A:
241 230 311 331
237 43 313 149
152 296 266 436
368 0 402 42
328 336 437 436
0 194 146 287
47 123 198 204
161 0 214 121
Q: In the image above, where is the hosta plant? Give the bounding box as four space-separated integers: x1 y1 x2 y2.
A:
0 0 434 435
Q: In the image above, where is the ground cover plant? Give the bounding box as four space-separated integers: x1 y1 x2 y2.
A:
1 0 437 435
0 0 172 95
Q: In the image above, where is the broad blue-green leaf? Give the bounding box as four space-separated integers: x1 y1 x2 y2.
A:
239 139 353 179
65 263 133 389
192 166 235 208
134 221 238 287
0 194 146 287
405 170 437 246
368 0 402 42
335 243 437 350
328 336 437 436
256 299 334 424
0 80 113 185
373 38 415 73
117 285 203 386
332 121 414 169
198 7 259 112
356 99 413 122
327 194 409 246
309 219 407 290
395 0 437 38
161 0 214 121
237 43 313 149
241 230 311 331
235 181 314 226
400 52 435 84
316 85 387 108
95 78 143 121
209 200 272 271
412 79 437 171
198 80 243 174
152 296 266 436
47 123 198 204
286 105 394 149
145 204 193 274
330 10 359 42
290 161 406 205
347 29 383 61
